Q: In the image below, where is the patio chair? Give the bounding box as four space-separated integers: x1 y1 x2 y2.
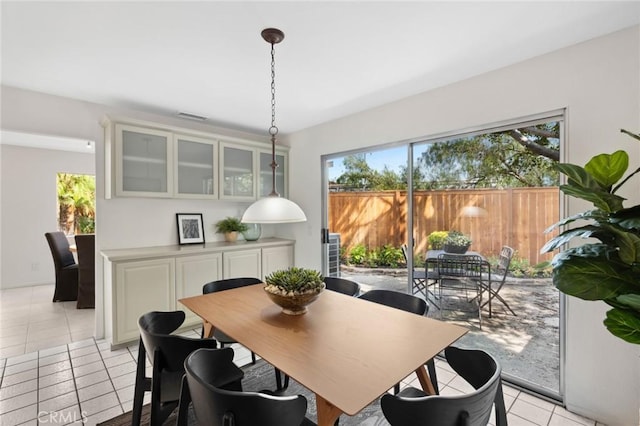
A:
481 246 516 317
436 254 485 329
401 244 439 309
184 348 316 426
381 346 507 426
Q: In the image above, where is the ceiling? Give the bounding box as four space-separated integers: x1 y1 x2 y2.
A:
2 1 640 149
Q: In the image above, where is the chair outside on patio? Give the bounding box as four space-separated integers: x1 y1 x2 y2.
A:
401 244 439 309
436 253 485 329
482 246 516 317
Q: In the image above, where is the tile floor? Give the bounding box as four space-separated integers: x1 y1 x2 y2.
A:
0 284 603 426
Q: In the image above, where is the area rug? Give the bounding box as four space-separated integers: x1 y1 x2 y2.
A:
98 359 390 425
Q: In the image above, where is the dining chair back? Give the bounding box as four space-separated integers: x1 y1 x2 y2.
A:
74 234 95 308
323 276 360 296
133 311 243 426
482 246 516 317
184 348 314 426
44 231 79 302
358 289 433 394
381 346 507 426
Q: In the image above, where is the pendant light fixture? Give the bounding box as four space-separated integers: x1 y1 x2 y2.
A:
241 28 307 224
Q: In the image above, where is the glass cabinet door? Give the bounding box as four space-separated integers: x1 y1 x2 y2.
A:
220 143 256 200
174 135 217 198
115 124 173 197
259 150 287 197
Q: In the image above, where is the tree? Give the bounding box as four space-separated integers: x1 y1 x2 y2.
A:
335 154 381 190
418 122 560 188
57 173 95 234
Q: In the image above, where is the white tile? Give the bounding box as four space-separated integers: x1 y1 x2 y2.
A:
0 379 37 401
549 412 595 426
38 391 78 413
75 370 110 390
41 404 83 425
38 369 74 389
106 361 136 378
552 406 597 426
71 352 101 368
38 344 69 357
507 413 540 425
0 334 28 349
68 339 95 350
0 344 27 359
72 360 106 378
2 368 38 387
0 389 37 412
103 353 134 368
111 372 136 389
518 391 557 412
510 399 553 425
4 360 37 375
120 399 134 413
0 325 28 338
77 380 115 402
70 344 98 358
80 392 120 416
4 352 37 367
26 326 70 342
39 352 70 366
0 403 38 426
115 385 135 403
39 379 76 402
38 360 72 376
25 335 72 353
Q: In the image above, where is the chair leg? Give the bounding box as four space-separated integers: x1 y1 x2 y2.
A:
132 340 150 426
426 357 439 394
177 376 191 426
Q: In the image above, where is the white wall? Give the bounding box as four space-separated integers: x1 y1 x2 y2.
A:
0 145 94 287
286 26 640 425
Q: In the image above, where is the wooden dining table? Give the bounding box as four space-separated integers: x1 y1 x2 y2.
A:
179 284 467 426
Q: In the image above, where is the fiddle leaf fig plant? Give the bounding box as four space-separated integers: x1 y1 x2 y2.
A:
541 129 640 344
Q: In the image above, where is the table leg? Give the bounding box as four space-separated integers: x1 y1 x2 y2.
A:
202 321 214 339
316 394 343 426
415 365 436 395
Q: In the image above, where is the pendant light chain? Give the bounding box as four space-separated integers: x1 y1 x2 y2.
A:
268 40 280 196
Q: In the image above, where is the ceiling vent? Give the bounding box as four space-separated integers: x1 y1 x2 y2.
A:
177 112 207 121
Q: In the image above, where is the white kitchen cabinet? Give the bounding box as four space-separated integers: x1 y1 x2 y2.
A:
219 143 256 200
114 258 175 344
102 238 294 347
175 253 223 326
262 245 294 279
223 248 262 279
174 134 218 199
115 123 173 197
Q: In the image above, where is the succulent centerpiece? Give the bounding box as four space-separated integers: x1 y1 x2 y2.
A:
264 267 325 315
442 230 473 254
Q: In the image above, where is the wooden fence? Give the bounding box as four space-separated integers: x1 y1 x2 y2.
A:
328 187 559 265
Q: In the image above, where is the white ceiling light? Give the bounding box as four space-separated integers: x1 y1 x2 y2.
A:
242 28 306 224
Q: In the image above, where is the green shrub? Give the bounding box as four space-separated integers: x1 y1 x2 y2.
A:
427 231 448 249
349 244 367 265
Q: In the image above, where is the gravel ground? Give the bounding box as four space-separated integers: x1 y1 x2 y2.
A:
341 267 560 394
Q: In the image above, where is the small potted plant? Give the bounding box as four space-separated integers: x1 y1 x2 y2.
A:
264 267 325 315
215 217 248 242
443 230 472 254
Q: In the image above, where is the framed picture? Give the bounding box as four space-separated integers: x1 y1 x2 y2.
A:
176 213 205 245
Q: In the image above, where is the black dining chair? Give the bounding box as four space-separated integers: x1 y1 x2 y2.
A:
357 289 436 394
133 311 244 426
74 234 95 308
44 231 78 302
323 276 360 296
381 346 507 426
184 348 316 426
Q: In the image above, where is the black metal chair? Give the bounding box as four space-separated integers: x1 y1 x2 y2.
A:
437 254 485 329
184 348 316 426
323 276 360 296
381 346 507 426
133 311 244 426
402 244 439 308
44 231 78 302
357 289 435 394
482 246 516 317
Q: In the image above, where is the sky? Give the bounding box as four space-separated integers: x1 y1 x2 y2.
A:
327 145 409 181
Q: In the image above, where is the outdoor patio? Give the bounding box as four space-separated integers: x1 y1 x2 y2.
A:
340 266 560 395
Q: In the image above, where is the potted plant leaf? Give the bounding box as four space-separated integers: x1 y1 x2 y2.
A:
215 217 248 242
443 230 472 254
263 267 325 315
541 129 640 344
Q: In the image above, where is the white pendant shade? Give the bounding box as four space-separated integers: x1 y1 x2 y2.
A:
242 195 307 224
